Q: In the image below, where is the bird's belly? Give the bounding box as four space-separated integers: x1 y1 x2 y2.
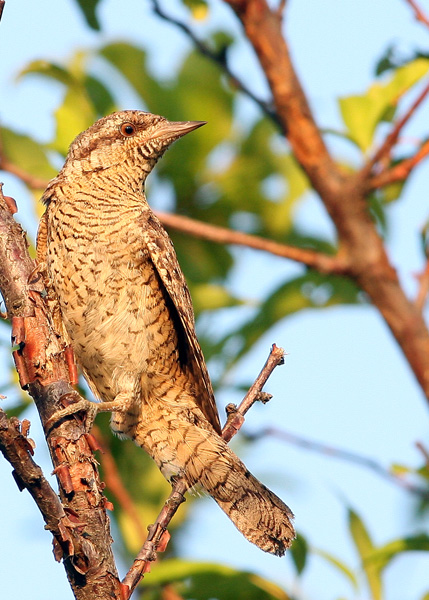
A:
53 249 176 403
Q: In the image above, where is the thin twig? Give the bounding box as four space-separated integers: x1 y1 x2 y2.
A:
121 344 286 598
364 78 429 177
149 0 279 125
245 426 429 499
369 138 429 189
157 211 348 274
405 0 429 30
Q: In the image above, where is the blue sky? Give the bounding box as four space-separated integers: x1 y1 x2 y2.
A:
1 1 429 599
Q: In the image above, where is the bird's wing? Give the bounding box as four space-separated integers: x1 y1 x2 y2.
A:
140 211 222 434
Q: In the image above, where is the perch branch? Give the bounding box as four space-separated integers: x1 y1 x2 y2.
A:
0 186 122 599
121 344 286 598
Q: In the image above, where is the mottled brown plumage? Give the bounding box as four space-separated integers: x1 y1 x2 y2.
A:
37 110 295 555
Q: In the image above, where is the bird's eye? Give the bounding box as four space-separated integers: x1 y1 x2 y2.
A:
120 122 137 137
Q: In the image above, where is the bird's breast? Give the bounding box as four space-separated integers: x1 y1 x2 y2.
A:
46 209 178 402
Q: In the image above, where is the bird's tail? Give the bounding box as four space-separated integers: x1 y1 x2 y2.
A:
180 426 295 556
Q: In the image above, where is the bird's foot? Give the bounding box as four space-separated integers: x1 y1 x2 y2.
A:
45 394 131 434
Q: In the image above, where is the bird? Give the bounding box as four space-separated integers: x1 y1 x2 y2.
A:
36 110 295 556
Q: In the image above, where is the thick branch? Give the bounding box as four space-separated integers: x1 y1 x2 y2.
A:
121 344 285 598
222 0 429 403
0 186 122 600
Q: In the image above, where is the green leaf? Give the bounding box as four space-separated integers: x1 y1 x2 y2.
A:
83 74 117 116
290 532 308 575
0 127 57 184
52 85 96 154
216 272 360 368
146 559 291 600
364 533 429 571
19 60 76 86
183 0 209 20
100 42 164 111
348 508 383 600
339 58 429 152
191 283 245 312
312 547 358 589
73 0 101 30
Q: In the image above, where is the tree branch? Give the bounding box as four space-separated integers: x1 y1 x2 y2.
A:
121 344 286 599
0 186 122 600
364 78 429 178
0 157 347 274
221 0 429 404
369 138 429 189
405 0 429 30
157 211 348 274
0 410 72 539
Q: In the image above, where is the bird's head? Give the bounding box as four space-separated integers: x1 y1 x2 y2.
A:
60 110 205 182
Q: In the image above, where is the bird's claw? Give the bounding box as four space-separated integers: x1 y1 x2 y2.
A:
45 398 99 434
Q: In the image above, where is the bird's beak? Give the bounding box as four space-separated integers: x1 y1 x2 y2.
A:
150 120 207 143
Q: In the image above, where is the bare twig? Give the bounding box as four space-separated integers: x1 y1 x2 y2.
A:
365 78 429 177
369 138 429 189
246 426 429 499
149 0 279 125
157 211 348 274
121 344 285 598
405 0 429 30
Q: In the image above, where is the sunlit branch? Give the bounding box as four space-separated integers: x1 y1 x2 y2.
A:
369 139 429 189
364 78 429 178
157 211 348 274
